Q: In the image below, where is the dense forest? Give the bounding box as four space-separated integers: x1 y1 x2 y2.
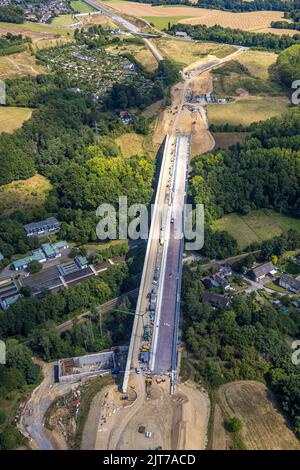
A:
277 44 300 86
182 265 300 439
196 0 291 12
190 106 300 224
170 23 300 50
0 4 25 23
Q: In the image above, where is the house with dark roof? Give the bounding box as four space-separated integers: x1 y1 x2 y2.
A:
251 262 277 282
279 274 300 293
202 292 230 309
24 217 60 237
214 274 231 291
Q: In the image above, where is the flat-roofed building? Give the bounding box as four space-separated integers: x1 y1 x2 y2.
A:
24 217 60 237
12 249 46 271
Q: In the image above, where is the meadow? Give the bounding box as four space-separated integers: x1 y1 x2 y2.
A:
0 174 52 214
207 96 289 127
212 209 300 249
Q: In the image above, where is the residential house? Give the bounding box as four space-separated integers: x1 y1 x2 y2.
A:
214 274 231 291
279 274 300 293
251 262 277 282
202 292 230 309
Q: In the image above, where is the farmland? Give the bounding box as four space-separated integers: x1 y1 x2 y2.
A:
212 209 300 249
0 51 46 79
218 381 300 450
104 2 288 33
152 38 235 66
38 43 154 100
0 106 32 134
0 174 52 214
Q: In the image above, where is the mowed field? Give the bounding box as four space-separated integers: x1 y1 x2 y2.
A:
0 21 72 40
0 174 52 214
152 38 235 66
71 0 95 13
0 51 46 79
218 381 300 450
208 96 289 127
105 2 289 33
236 50 278 80
0 106 32 134
212 209 300 249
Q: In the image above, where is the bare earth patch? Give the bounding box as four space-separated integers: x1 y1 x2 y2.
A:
218 381 300 450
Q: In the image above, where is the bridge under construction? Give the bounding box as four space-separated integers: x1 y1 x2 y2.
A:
122 134 190 394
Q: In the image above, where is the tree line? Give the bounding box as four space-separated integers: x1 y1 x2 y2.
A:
170 23 300 51
190 106 300 225
0 4 25 23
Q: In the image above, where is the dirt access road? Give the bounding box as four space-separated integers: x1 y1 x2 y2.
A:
82 379 210 450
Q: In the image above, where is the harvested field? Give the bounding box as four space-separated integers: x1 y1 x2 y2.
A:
106 42 158 72
212 404 227 450
108 2 286 32
0 51 45 79
178 10 288 32
212 209 300 249
207 96 289 127
218 381 300 450
0 174 52 214
152 38 235 66
0 106 32 133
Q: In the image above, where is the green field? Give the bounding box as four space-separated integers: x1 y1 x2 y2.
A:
142 16 190 30
208 96 289 127
0 21 72 37
51 15 75 27
212 209 300 249
71 0 96 13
